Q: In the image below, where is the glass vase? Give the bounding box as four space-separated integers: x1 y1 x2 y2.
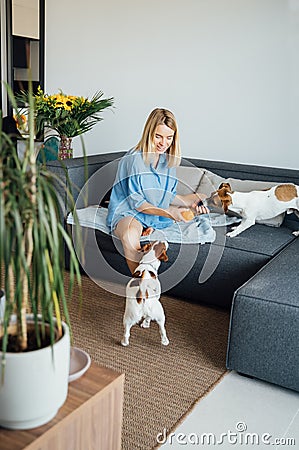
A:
58 135 73 160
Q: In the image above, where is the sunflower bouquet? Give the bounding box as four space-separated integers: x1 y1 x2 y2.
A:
33 87 114 138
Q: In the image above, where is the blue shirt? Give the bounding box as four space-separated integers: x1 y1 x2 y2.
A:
106 149 177 231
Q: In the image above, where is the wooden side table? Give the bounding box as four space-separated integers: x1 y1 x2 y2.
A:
0 363 124 450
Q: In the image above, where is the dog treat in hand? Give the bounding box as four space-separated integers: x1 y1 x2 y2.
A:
181 209 195 221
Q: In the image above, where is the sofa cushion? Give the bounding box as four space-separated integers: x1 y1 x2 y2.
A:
197 168 282 194
176 166 204 195
223 223 295 257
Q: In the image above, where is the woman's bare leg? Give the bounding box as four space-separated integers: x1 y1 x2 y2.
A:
114 216 143 274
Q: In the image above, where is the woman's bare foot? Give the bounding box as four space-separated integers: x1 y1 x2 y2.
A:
142 227 154 236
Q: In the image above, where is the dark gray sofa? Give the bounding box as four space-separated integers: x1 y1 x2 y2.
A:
46 152 299 392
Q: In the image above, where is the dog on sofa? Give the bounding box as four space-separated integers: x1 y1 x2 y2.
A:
204 182 299 237
121 240 169 347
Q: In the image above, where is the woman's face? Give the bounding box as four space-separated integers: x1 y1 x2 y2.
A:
153 124 175 154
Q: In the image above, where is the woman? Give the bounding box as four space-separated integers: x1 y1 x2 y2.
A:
107 108 208 273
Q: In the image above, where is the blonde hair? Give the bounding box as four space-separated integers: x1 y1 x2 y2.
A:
135 108 181 167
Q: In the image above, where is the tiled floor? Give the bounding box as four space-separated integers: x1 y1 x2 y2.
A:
160 371 299 449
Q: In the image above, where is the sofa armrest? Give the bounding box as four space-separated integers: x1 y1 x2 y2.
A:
46 152 125 223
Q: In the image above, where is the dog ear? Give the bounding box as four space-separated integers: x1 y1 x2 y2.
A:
220 191 232 213
154 242 169 262
149 271 157 279
133 270 142 278
140 243 152 253
216 184 233 213
222 199 231 213
218 182 232 192
159 250 168 262
129 279 141 287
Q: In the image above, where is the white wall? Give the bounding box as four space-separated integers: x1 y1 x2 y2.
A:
45 0 299 169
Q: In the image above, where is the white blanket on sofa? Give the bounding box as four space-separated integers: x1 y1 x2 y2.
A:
67 206 240 245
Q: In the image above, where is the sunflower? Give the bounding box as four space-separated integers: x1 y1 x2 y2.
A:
18 88 114 138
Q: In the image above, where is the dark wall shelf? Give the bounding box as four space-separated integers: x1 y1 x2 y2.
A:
2 0 45 114
13 36 30 68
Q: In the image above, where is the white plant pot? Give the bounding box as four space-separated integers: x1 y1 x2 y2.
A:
0 317 70 430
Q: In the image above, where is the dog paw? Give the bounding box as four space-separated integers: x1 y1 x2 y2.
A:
293 231 299 237
121 339 129 346
161 337 169 346
226 230 238 237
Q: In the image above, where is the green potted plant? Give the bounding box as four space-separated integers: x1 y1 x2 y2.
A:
27 87 114 159
0 85 83 430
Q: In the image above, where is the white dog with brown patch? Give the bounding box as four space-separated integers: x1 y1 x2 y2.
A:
205 182 299 237
121 240 169 347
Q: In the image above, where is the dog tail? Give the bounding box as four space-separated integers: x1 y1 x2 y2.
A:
137 277 160 303
136 285 149 304
128 275 159 303
127 278 149 303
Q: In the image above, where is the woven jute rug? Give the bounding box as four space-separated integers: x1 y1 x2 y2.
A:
65 273 230 450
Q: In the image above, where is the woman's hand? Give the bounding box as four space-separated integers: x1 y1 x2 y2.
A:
196 204 209 214
137 202 189 221
167 206 190 222
191 196 209 215
173 193 209 213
